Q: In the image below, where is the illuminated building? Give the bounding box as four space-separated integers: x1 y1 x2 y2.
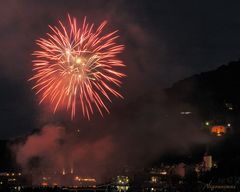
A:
0 172 25 191
140 167 170 192
225 102 234 111
211 125 226 137
114 176 129 192
203 153 212 171
73 176 96 188
180 111 192 115
204 120 231 137
36 171 97 188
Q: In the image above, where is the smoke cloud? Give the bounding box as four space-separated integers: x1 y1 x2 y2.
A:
13 125 116 184
12 90 209 184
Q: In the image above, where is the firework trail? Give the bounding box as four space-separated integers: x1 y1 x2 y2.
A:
30 15 125 119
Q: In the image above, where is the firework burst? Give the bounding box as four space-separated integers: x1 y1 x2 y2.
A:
30 15 125 119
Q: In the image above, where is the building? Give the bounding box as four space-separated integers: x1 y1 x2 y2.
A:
114 176 129 192
0 172 26 191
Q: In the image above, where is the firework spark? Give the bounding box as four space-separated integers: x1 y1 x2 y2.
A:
30 15 125 119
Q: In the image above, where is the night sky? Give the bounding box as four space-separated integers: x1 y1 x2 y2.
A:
1 0 240 139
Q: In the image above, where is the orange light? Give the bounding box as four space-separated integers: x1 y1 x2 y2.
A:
41 182 48 186
74 176 96 182
75 176 80 181
211 126 226 136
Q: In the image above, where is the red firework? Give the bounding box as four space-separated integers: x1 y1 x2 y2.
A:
30 15 125 119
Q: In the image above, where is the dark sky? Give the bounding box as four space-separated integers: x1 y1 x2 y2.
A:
1 0 240 138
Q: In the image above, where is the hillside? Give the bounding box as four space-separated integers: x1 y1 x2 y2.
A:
165 60 240 175
166 60 240 124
